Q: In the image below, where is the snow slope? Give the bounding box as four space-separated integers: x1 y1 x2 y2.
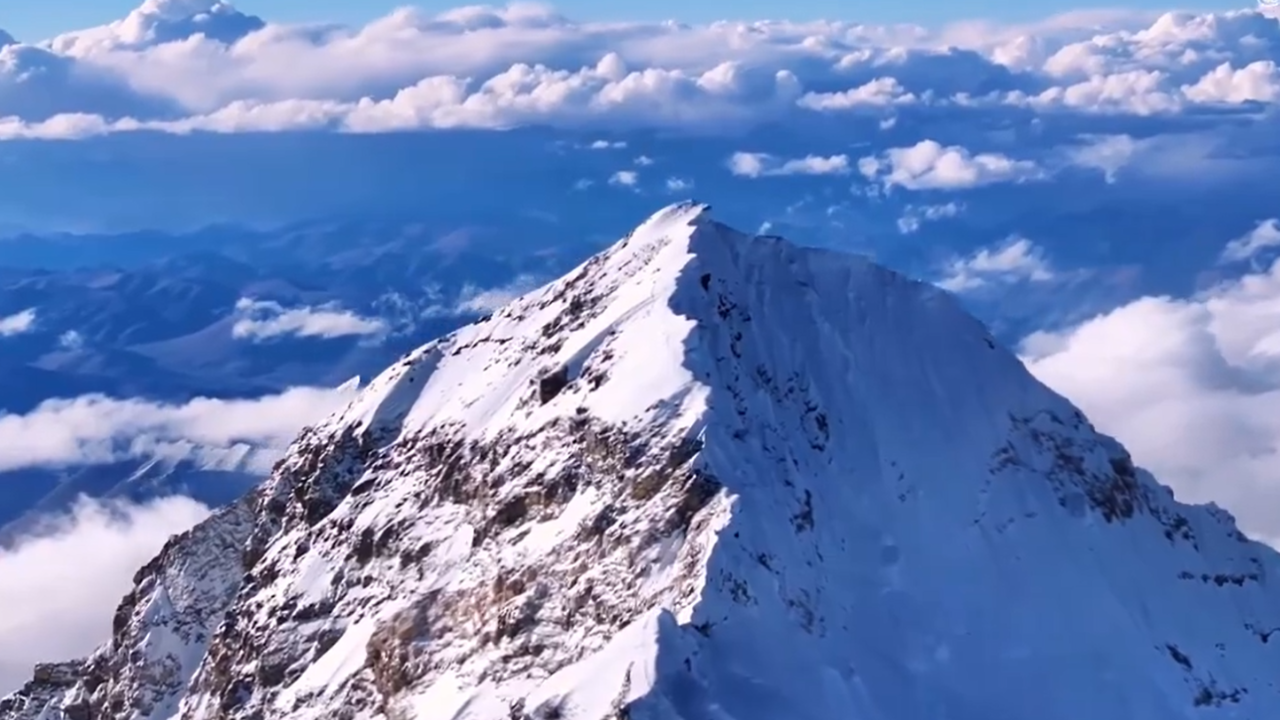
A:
7 201 1280 720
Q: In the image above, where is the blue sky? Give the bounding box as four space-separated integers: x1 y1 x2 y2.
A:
3 0 1246 40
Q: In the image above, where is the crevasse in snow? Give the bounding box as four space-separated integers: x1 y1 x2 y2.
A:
6 201 1280 720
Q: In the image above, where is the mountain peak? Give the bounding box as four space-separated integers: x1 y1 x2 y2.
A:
321 198 982 449
7 206 1280 720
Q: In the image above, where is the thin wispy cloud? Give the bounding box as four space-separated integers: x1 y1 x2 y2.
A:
1221 219 1280 264
728 152 851 177
453 275 544 315
0 308 36 336
231 298 386 341
897 202 962 233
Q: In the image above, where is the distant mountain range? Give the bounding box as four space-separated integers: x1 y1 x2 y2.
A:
0 215 602 542
0 216 600 408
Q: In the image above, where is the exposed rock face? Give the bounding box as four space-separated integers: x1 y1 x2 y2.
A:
8 202 1280 720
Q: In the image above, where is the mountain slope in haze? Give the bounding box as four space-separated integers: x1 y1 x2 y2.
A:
0 218 586 546
0 450 264 547
7 202 1280 719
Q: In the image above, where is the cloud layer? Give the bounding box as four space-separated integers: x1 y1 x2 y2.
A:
1021 228 1280 545
0 4 1278 137
0 495 211 693
0 383 359 473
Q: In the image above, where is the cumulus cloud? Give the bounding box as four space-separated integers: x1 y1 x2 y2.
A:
797 77 918 109
1182 61 1280 104
1 4 1277 137
728 152 850 177
999 69 1184 115
0 383 358 473
231 297 386 341
0 308 36 336
859 140 1041 190
938 236 1055 292
0 495 211 692
1022 254 1280 544
1220 219 1280 264
49 0 265 53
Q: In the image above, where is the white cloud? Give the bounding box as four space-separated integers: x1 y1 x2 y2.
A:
231 297 386 341
938 236 1055 292
1221 218 1280 263
1060 133 1147 182
452 274 543 314
1183 61 1280 104
1021 255 1280 544
727 151 850 177
897 201 962 233
1000 70 1184 115
797 77 918 110
48 0 264 54
0 384 358 473
57 329 84 350
588 139 625 149
2 5 1276 137
0 308 36 336
608 170 638 186
859 139 1041 190
0 495 211 693
665 176 693 192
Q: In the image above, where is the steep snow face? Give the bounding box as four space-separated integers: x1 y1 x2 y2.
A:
8 202 1280 720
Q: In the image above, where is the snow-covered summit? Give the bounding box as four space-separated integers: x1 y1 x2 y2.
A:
8 202 1280 719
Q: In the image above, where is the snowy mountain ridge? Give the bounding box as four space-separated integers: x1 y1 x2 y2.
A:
7 201 1280 719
